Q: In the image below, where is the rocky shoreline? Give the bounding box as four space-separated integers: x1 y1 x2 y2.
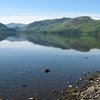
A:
59 71 100 100
0 71 100 100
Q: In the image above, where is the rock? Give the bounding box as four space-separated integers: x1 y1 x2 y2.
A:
96 79 99 82
85 57 88 59
79 77 83 81
22 84 26 87
51 90 57 94
76 81 79 84
28 97 34 100
84 80 87 84
67 81 70 84
59 71 100 100
83 72 86 74
76 86 78 89
44 69 50 73
95 93 99 99
94 88 98 92
68 85 73 88
60 91 64 94
33 93 39 96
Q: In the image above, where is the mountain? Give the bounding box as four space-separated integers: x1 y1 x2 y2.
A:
20 16 100 51
0 23 18 40
6 23 26 28
0 23 8 29
0 16 100 51
25 16 100 33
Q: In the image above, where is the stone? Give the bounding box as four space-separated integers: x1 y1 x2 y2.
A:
44 69 50 73
29 97 34 100
68 85 73 88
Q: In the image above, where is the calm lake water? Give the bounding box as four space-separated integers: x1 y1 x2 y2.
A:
0 40 100 100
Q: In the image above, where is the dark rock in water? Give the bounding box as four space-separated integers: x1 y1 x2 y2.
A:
82 72 87 76
22 84 26 87
84 80 88 84
33 93 39 96
79 77 83 81
67 81 70 84
51 90 58 94
44 69 50 73
85 57 88 59
76 81 79 84
60 91 64 94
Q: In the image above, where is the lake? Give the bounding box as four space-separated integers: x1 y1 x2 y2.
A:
0 39 100 100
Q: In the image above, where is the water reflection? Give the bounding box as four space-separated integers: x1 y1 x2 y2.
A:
0 39 100 100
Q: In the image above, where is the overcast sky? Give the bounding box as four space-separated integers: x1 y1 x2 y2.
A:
0 0 100 24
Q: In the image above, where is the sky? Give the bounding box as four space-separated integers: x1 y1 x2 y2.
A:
0 0 100 24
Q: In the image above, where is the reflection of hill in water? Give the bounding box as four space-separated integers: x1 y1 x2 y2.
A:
1 35 100 52
0 16 100 51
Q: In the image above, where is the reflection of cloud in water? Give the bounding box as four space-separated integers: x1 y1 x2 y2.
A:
89 49 100 52
0 40 51 50
0 40 100 55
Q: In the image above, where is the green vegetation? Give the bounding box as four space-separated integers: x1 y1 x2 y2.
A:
0 23 8 29
24 16 100 33
6 23 26 28
24 32 100 51
0 16 100 51
0 23 19 40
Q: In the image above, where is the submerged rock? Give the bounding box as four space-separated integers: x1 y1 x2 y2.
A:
22 84 26 87
85 57 88 59
44 68 50 73
28 97 34 100
67 81 70 84
51 90 58 94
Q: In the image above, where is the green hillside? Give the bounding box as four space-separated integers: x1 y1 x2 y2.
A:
25 16 100 33
0 16 100 51
0 23 18 40
0 23 8 29
6 23 26 28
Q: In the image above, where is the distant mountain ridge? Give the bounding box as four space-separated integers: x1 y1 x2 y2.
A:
6 23 26 28
24 16 100 33
0 16 99 33
0 16 100 51
0 23 8 29
0 23 18 40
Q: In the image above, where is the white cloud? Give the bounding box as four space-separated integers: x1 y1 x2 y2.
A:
0 16 53 24
0 13 100 24
65 13 100 20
